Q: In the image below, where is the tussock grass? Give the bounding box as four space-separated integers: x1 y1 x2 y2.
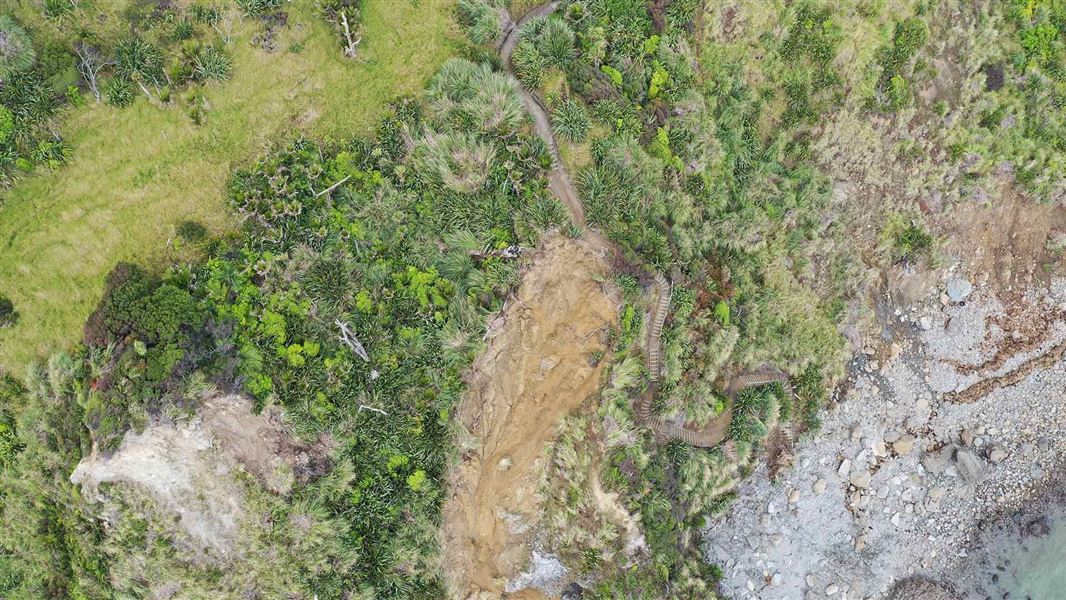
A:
0 0 459 372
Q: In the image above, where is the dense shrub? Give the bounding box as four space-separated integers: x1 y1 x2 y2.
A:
84 263 203 348
104 76 135 106
875 17 927 110
176 219 209 242
0 15 34 79
235 0 282 17
113 37 166 95
552 97 591 141
0 105 12 145
193 46 232 82
0 295 17 327
456 0 501 46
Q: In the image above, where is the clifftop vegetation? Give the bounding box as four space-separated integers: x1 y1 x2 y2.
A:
0 0 1063 598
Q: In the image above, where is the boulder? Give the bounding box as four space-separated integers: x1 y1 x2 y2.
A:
921 447 953 474
850 470 872 489
887 576 961 600
955 449 985 483
987 445 1008 464
946 278 973 302
872 439 889 458
838 458 852 478
894 434 916 456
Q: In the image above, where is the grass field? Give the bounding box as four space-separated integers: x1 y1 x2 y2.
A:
0 0 459 372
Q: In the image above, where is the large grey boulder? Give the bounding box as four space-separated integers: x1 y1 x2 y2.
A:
921 446 954 474
887 576 960 600
946 278 973 302
955 449 986 483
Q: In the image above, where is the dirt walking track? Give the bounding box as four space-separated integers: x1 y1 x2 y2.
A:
441 4 792 597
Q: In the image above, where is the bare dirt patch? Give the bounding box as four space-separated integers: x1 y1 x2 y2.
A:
72 417 246 559
441 236 620 599
202 394 333 495
71 394 328 559
936 183 1066 300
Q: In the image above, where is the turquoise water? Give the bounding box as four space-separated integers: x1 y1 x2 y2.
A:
995 506 1066 599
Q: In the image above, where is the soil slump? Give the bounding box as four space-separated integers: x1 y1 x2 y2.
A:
441 236 619 599
70 394 326 560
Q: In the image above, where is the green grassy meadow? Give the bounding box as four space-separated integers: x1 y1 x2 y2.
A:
0 0 459 372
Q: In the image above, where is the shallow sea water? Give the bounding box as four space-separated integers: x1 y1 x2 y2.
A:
997 506 1066 600
960 502 1066 600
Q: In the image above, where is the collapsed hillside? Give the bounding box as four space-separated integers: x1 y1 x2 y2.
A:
441 236 619 598
2 0 1064 598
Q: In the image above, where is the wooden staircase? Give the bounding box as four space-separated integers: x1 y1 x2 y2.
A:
647 273 671 382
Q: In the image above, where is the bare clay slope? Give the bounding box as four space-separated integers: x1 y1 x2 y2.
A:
441 236 619 599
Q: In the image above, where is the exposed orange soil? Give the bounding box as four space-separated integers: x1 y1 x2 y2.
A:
441 236 620 599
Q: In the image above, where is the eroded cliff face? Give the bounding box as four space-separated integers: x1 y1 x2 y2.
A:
441 236 619 599
71 393 330 560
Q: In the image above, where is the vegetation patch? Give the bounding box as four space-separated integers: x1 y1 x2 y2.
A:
0 0 458 373
0 49 570 597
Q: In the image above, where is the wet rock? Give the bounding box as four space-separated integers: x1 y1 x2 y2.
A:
1026 516 1051 538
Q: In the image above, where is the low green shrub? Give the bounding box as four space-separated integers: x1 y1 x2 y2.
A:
552 97 591 142
193 46 232 82
0 294 17 327
456 0 501 46
0 15 35 79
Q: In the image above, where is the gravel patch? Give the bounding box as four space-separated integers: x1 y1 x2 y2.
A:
703 285 1066 600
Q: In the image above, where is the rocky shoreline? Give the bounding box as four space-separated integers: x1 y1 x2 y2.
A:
703 279 1066 600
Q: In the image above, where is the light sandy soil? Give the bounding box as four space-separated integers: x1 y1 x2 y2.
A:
441 235 620 599
72 416 246 559
71 394 328 559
